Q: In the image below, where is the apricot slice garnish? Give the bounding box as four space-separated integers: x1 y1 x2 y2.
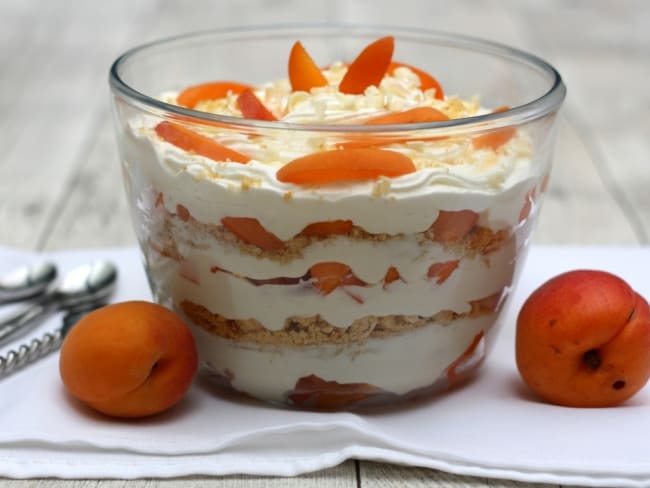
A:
277 148 416 184
154 122 250 164
176 81 251 108
363 106 449 125
472 106 517 150
236 88 277 121
388 61 445 100
339 36 394 95
288 41 328 92
300 220 353 237
221 217 285 251
427 260 460 285
309 262 366 295
431 210 479 244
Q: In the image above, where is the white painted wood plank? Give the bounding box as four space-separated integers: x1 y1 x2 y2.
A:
0 461 357 488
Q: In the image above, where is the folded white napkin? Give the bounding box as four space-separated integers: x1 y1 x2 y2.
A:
1 245 649 486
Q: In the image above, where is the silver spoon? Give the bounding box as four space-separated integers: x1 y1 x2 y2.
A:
0 300 109 379
0 262 58 304
0 261 118 346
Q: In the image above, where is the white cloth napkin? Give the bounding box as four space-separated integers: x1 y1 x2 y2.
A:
1 245 650 486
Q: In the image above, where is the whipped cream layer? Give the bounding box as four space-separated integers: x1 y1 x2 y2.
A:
164 240 514 330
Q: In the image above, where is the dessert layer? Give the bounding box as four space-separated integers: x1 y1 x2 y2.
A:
181 288 502 345
189 310 493 399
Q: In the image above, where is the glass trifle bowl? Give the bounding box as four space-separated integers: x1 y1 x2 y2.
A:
109 25 565 410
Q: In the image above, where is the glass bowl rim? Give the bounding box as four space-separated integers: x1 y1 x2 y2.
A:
109 23 567 134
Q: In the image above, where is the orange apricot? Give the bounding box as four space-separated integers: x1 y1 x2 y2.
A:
288 41 328 92
516 270 650 407
472 106 516 151
309 262 365 295
176 81 251 108
388 61 445 100
431 209 479 244
59 301 198 418
221 217 285 251
236 88 277 121
339 36 394 95
277 148 416 184
300 220 353 237
363 106 448 125
154 122 250 164
427 260 460 284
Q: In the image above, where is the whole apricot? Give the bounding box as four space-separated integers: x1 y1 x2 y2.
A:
59 301 198 418
516 270 650 407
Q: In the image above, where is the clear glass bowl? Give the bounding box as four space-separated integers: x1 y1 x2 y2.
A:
109 25 565 410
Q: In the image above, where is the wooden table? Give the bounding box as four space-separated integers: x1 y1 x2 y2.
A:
1 0 648 486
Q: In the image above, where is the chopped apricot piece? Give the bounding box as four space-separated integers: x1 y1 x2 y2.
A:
176 81 251 108
176 204 191 222
431 210 479 244
446 331 484 386
236 88 277 121
519 188 537 223
277 148 415 184
309 262 365 295
288 374 386 410
364 106 449 125
383 266 402 289
221 217 285 251
427 260 460 285
288 41 328 92
154 122 250 164
388 61 445 100
472 106 516 150
339 36 394 95
301 220 353 237
469 291 503 317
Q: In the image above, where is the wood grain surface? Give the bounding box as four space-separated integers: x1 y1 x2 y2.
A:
1 0 648 487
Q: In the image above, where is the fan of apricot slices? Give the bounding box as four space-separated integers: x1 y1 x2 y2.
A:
516 270 650 408
154 36 515 186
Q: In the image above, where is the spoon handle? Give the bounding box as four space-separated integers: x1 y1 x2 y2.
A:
0 301 105 379
0 328 64 378
0 301 55 346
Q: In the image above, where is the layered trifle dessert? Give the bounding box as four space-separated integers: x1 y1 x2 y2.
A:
114 33 562 410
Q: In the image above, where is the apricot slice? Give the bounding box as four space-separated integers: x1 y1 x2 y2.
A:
431 210 479 244
236 88 277 121
472 106 516 151
516 270 650 407
154 122 250 164
300 220 353 237
277 148 416 184
383 266 402 288
59 301 198 418
287 374 387 410
427 260 460 285
363 106 449 125
221 217 285 251
388 61 445 100
446 331 485 386
339 36 394 95
309 262 365 295
177 81 251 108
288 41 328 92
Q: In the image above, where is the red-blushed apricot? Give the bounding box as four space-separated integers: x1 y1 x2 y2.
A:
516 270 650 407
59 301 198 418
